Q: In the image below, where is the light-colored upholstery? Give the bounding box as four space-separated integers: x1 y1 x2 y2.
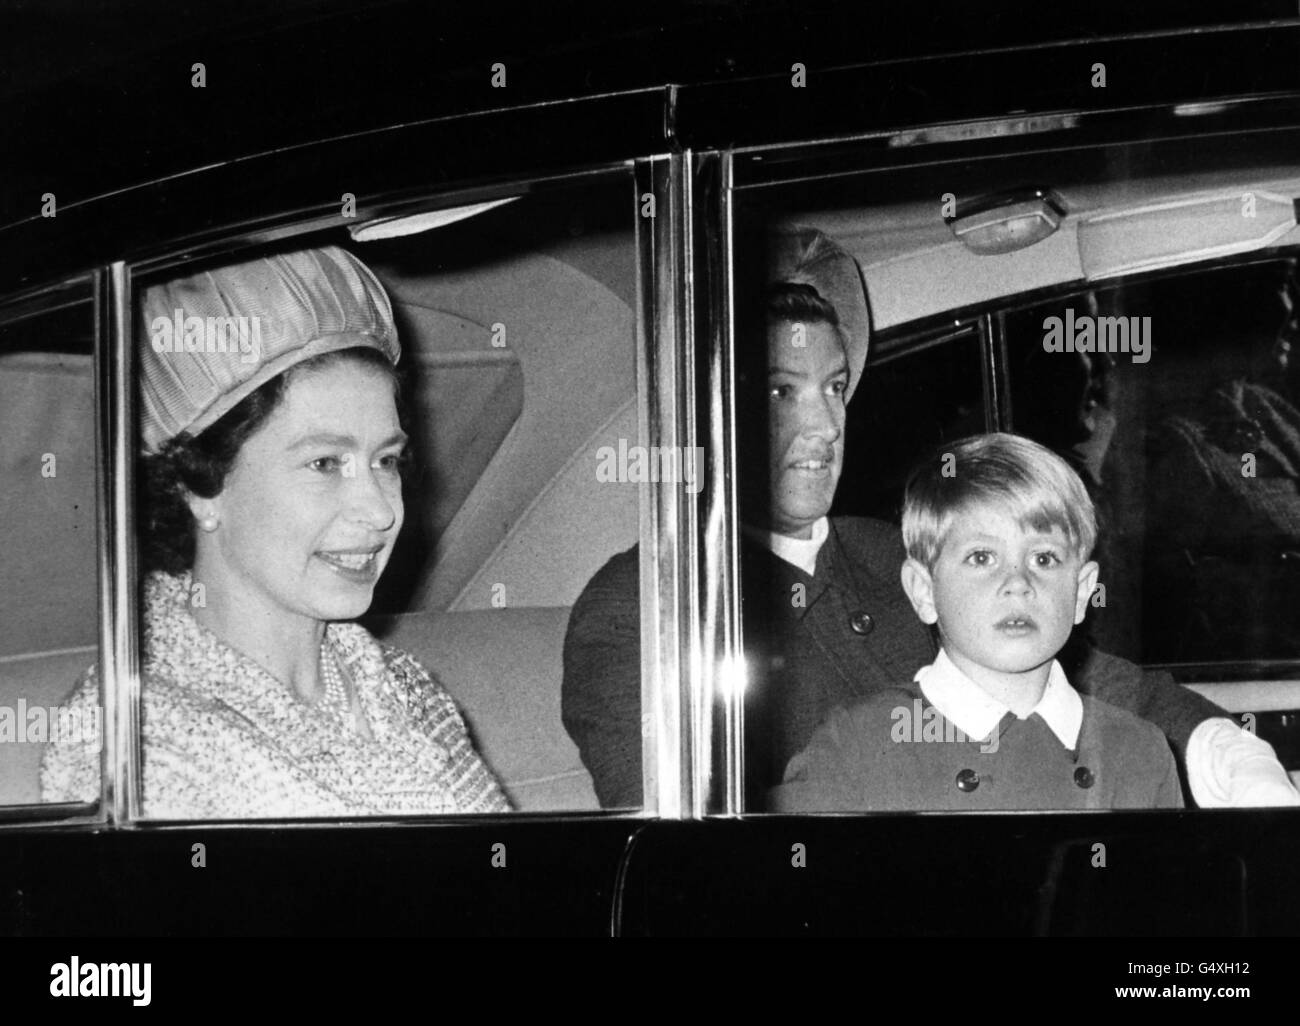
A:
370 253 636 613
366 607 598 812
0 352 97 659
452 397 639 610
0 646 97 806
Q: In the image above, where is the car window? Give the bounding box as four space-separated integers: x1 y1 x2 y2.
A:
0 283 102 811
718 129 1300 814
359 179 647 815
721 214 991 812
1006 261 1300 671
38 176 650 822
835 326 988 523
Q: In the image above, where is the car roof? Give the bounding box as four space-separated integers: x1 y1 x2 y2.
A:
4 3 1298 241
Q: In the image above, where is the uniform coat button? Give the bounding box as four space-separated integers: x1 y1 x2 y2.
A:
955 768 980 792
1074 766 1095 789
849 611 874 635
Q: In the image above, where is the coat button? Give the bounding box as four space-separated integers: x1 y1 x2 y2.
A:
955 768 980 792
1074 766 1095 789
849 611 874 635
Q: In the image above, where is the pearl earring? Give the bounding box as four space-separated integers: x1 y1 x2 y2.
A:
199 514 219 532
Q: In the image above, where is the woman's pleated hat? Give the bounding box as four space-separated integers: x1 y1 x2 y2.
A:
138 245 399 452
767 226 871 401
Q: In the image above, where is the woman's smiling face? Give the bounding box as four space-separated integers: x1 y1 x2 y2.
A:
194 356 407 626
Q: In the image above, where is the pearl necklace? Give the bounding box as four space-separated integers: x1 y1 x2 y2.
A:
318 639 351 720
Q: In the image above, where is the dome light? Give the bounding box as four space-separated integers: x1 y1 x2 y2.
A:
945 187 1067 255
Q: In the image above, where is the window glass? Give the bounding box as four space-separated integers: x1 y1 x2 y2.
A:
363 182 646 815
725 206 989 810
726 130 1300 814
1005 293 1141 666
0 287 102 809
46 177 642 821
835 329 987 523
1007 262 1300 670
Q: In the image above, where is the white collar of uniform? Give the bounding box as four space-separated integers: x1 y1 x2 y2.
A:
741 516 829 577
915 648 1084 749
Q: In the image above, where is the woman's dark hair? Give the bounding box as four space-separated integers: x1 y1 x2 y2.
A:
764 282 840 328
734 281 844 395
140 347 401 573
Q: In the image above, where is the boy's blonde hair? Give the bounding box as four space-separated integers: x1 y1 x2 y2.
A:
902 433 1097 572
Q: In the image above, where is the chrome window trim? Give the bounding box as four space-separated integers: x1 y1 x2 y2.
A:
722 94 1300 190
983 310 1011 433
100 260 142 826
635 154 696 819
692 151 745 816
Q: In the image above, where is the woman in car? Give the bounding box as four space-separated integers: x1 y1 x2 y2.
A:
41 245 509 818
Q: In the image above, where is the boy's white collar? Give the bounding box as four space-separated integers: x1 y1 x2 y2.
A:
916 648 1084 750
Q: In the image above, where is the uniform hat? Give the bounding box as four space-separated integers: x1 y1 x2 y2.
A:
139 245 399 452
767 226 871 400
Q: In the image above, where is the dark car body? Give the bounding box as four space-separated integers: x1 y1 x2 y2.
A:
2 1 1300 937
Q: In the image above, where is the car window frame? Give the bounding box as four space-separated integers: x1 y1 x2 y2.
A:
2 159 708 830
0 273 107 827
706 107 1300 816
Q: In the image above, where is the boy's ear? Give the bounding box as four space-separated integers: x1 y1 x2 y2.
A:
1073 560 1100 624
900 557 939 625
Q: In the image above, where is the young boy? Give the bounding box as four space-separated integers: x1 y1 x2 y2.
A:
768 432 1183 811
